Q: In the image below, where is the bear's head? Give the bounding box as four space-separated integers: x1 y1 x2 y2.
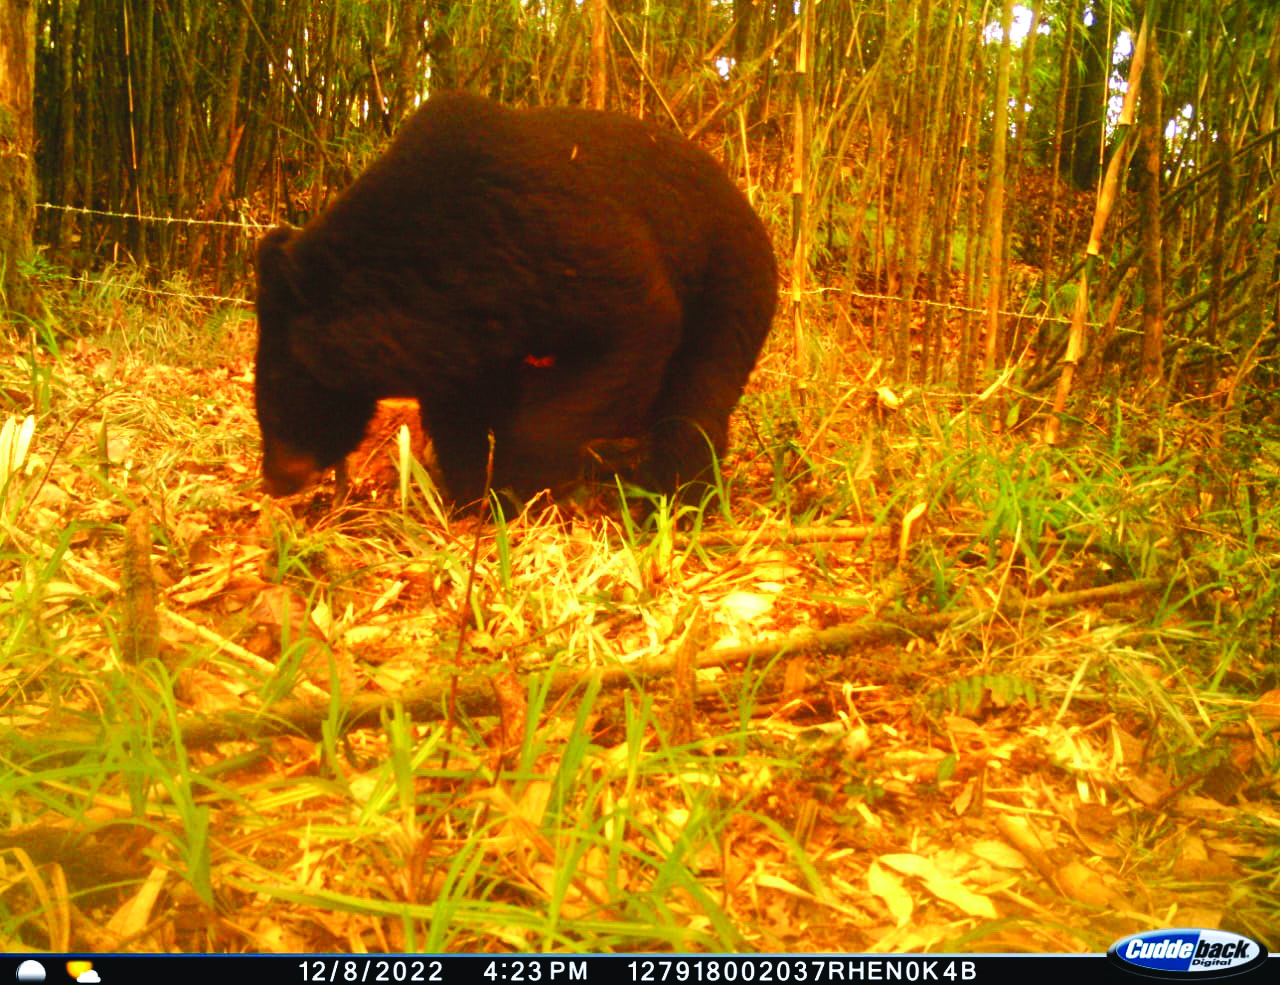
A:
254 226 375 496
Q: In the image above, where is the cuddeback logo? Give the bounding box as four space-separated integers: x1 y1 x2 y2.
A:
1108 929 1269 979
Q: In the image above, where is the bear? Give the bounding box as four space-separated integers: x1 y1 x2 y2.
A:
253 91 776 506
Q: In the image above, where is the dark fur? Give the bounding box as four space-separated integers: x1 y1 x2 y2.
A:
254 91 776 505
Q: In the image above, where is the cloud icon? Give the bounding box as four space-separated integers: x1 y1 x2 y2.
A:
76 974 101 984
15 961 46 983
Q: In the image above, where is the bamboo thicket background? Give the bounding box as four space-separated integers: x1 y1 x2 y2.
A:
31 0 1280 404
7 1 1280 953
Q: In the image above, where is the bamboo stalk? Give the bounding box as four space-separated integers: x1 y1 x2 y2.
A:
1045 5 1151 445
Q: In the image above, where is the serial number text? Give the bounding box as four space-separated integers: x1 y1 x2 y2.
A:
627 961 978 983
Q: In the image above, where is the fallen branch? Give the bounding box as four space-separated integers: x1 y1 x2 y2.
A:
165 575 1171 748
3 575 1166 754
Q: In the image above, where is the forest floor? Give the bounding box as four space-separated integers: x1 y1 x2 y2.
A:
1 271 1277 953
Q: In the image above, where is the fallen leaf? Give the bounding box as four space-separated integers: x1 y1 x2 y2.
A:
867 860 913 926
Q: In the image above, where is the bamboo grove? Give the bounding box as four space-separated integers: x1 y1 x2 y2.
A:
30 0 1280 409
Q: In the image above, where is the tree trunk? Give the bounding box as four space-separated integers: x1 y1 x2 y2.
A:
790 0 813 392
0 0 35 314
957 16 987 393
391 1 423 123
732 0 754 69
1063 0 1109 190
1044 0 1077 283
1136 5 1164 386
588 0 607 109
1046 7 1150 444
983 0 1014 372
426 0 456 91
53 0 75 249
922 0 964 384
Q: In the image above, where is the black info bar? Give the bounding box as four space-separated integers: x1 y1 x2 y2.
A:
7 954 1280 985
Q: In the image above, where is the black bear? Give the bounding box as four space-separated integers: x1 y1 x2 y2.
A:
254 91 776 505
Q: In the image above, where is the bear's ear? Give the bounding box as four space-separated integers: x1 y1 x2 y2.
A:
256 225 304 307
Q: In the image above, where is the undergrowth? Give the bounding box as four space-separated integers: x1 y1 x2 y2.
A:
0 269 1276 953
